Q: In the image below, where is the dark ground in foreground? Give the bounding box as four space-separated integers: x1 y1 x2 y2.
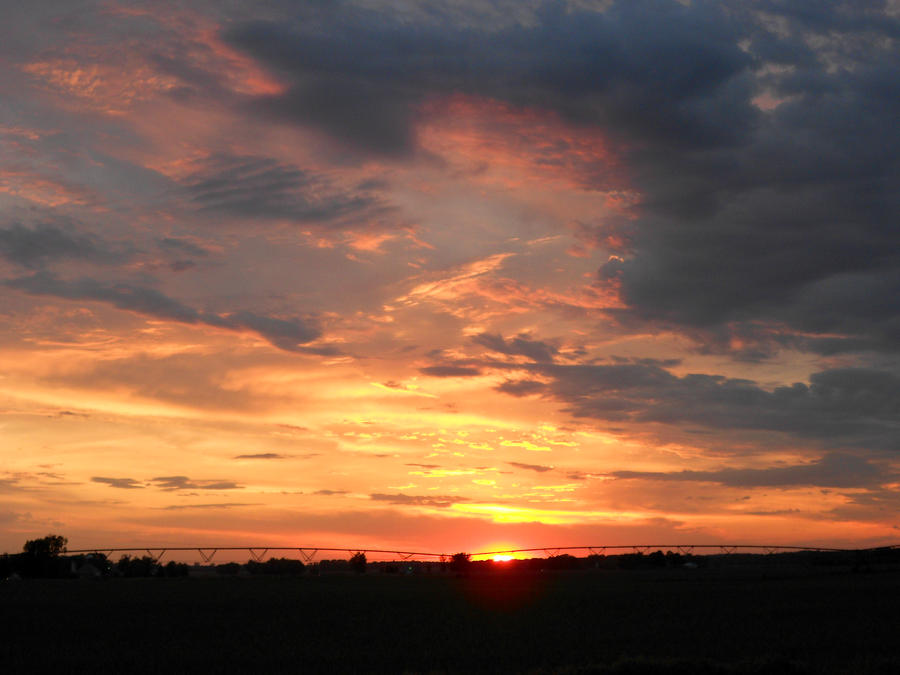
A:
2 566 899 674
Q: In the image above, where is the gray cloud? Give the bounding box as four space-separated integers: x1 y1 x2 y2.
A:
0 223 124 268
160 503 258 510
49 352 277 412
91 476 144 489
508 461 553 473
149 476 243 491
227 1 751 157
226 1 899 356
6 273 321 351
419 365 482 377
157 236 211 258
233 453 286 460
179 153 385 226
610 453 888 489
496 379 547 397
473 332 558 363
369 492 470 508
508 362 900 452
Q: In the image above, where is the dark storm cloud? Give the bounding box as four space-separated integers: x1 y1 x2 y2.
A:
369 493 469 508
419 365 482 377
506 362 900 451
6 273 321 351
0 223 123 268
227 1 899 355
610 453 888 489
472 332 558 362
179 153 384 225
227 0 752 157
91 476 144 489
593 2 900 353
149 476 243 491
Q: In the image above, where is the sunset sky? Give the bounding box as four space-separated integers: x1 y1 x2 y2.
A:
2 0 898 557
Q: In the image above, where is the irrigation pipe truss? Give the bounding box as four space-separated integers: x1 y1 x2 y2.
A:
64 543 899 564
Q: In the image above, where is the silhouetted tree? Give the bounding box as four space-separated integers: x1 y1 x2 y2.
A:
450 552 471 575
21 534 69 577
350 552 367 574
24 534 67 557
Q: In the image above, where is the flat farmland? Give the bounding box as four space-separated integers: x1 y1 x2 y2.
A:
2 567 899 674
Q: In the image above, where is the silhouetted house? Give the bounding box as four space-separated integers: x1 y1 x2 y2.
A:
70 557 103 579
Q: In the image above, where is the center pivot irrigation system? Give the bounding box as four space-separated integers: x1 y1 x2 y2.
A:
63 544 897 564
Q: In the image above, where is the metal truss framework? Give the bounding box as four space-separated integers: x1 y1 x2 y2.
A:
64 543 897 564
66 547 447 564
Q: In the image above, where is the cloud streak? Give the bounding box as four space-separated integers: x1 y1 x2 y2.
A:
0 223 124 268
149 476 243 491
6 273 321 351
501 363 900 451
179 153 386 226
610 453 888 489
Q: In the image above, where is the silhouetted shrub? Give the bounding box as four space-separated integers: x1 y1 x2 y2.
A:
163 560 190 577
617 552 645 570
648 550 666 567
246 557 306 576
665 551 684 567
586 553 607 568
216 562 242 576
117 555 159 577
546 554 580 570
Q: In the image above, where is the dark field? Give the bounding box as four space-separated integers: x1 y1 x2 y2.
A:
3 567 900 674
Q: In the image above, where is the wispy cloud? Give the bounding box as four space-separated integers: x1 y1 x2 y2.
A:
6 273 321 351
370 493 470 508
233 453 287 460
149 476 243 491
508 461 553 473
91 476 144 489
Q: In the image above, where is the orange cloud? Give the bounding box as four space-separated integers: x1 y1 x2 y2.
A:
417 94 628 194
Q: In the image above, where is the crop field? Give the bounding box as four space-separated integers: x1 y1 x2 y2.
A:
2 566 900 674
